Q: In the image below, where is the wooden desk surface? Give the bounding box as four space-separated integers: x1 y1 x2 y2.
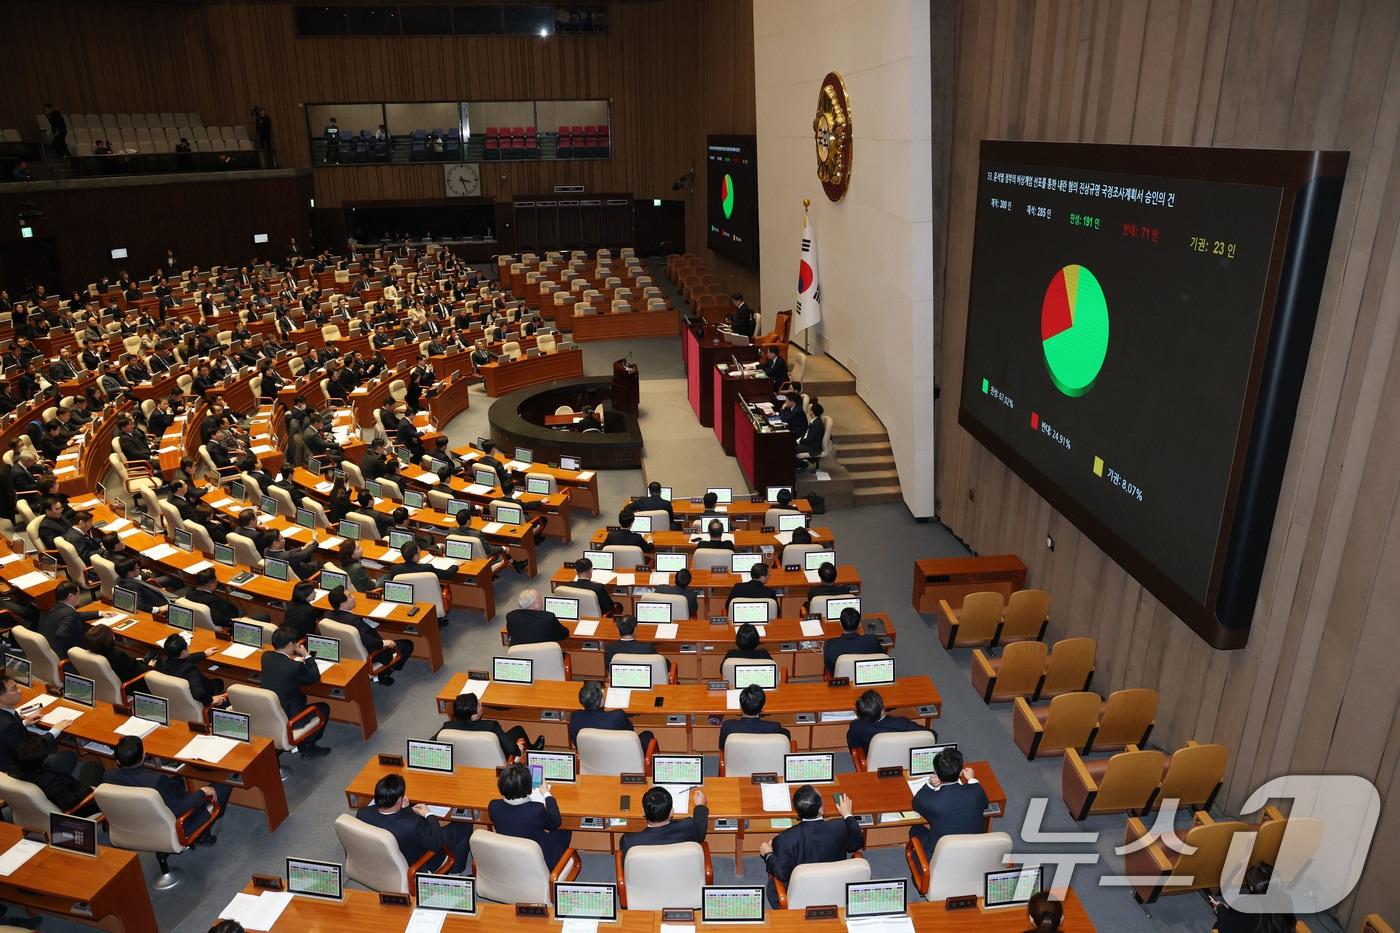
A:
587 527 835 552
515 612 895 648
481 347 585 397
0 820 157 933
548 564 862 593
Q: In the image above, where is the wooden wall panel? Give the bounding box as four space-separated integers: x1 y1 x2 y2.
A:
0 0 757 299
934 1 1400 928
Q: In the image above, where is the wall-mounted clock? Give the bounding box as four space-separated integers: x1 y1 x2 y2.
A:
444 163 481 197
813 71 853 201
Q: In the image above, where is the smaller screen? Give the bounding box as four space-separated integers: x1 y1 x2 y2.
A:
112 586 138 614
560 455 581 471
417 874 475 914
706 487 732 504
473 469 497 488
404 490 426 509
260 495 278 516
307 635 340 663
514 447 533 463
173 529 193 551
383 581 415 605
388 530 415 550
62 672 95 707
168 604 195 632
529 751 577 783
320 570 348 592
733 663 777 690
492 656 533 684
846 880 907 918
338 520 361 541
634 601 672 624
526 477 550 495
544 596 579 620
778 513 807 532
609 663 652 689
821 595 861 620
287 858 343 900
131 691 169 725
296 508 316 529
984 866 1043 909
264 558 290 582
702 887 765 923
214 543 236 566
853 658 895 686
229 480 247 501
366 481 383 498
50 814 98 857
655 552 688 573
406 740 454 773
908 743 958 777
804 550 837 572
582 550 613 570
4 654 30 687
784 753 834 784
445 499 470 516
211 708 251 742
730 553 764 576
445 539 473 560
629 515 652 533
731 600 770 624
496 505 523 525
652 755 703 786
765 487 792 503
554 882 617 921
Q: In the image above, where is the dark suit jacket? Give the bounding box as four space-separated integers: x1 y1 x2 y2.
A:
283 601 323 639
722 647 773 662
11 763 90 811
505 609 568 645
652 584 698 618
727 580 779 606
619 805 709 854
822 632 885 673
570 578 615 615
186 589 240 630
38 603 99 657
119 432 152 462
356 805 456 865
487 796 568 865
762 355 789 385
155 652 220 705
694 539 735 555
910 779 989 853
567 707 634 748
436 717 518 758
845 714 925 755
633 495 674 520
102 764 207 819
798 417 826 457
38 515 69 549
765 816 864 883
603 529 654 553
0 709 50 773
604 639 661 670
719 716 790 748
260 651 320 717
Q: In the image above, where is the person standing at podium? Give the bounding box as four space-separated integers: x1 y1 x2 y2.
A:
729 294 756 338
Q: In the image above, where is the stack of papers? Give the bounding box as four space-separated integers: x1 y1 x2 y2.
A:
369 602 397 618
648 571 670 586
117 528 142 540
9 571 51 590
846 918 916 933
185 560 213 574
761 782 793 812
143 543 179 560
16 694 58 716
94 613 129 628
464 483 495 497
573 620 599 637
505 460 529 472
725 689 742 710
0 839 45 876
313 659 335 675
418 473 440 486
208 498 235 510
114 716 161 738
800 618 826 637
458 678 490 700
591 570 615 586
40 706 85 728
560 921 599 933
651 623 679 640
803 569 823 584
603 688 632 709
429 556 460 571
576 470 595 481
614 572 635 587
379 548 402 563
661 786 691 814
0 553 23 567
217 891 293 931
221 644 259 660
178 733 239 764
318 536 344 549
405 910 448 933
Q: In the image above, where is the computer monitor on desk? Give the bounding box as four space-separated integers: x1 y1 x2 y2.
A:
582 550 613 570
655 552 687 573
544 596 579 620
287 858 344 901
417 874 476 915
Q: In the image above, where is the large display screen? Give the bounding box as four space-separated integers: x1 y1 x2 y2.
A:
959 142 1346 648
707 135 759 268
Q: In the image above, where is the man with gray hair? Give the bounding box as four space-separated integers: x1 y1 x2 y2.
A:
505 588 569 646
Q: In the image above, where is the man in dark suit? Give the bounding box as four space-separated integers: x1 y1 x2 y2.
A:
619 784 709 854
758 785 863 908
154 634 225 707
36 496 70 550
693 519 735 552
653 568 699 618
117 417 154 466
634 482 674 522
823 607 886 674
326 588 411 685
777 393 808 436
729 294 756 338
805 562 849 608
505 589 569 645
603 506 654 553
102 735 230 842
0 673 77 777
760 345 788 385
392 540 454 581
846 689 930 757
795 402 825 472
62 510 100 563
726 562 779 606
603 614 670 671
260 626 330 757
38 581 101 658
567 680 653 750
909 747 989 855
357 772 472 873
435 691 540 758
719 684 790 748
395 407 425 461
146 397 175 437
185 568 266 632
569 557 616 615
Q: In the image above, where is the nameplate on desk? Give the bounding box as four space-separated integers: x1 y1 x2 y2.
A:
563 561 576 569
828 677 850 687
620 773 645 784
784 564 800 572
877 766 904 779
112 704 131 717
708 616 727 625
468 670 489 682
378 753 405 767
806 906 839 920
749 495 765 503
662 909 696 922
252 874 285 891
515 904 549 917
917 704 938 717
379 893 411 907
762 526 775 533
945 895 978 911
540 710 561 721
795 712 816 725
750 773 779 784
605 525 621 532
188 721 209 734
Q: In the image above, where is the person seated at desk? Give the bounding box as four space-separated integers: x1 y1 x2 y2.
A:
604 505 654 553
506 589 568 645
38 420 67 460
759 784 862 908
266 537 320 582
103 735 231 844
326 588 411 684
303 414 343 461
155 634 228 707
470 339 493 373
185 568 270 633
777 393 807 436
726 562 779 606
437 691 541 758
723 622 771 662
283 581 325 639
234 509 277 555
654 568 699 618
487 762 571 866
145 396 175 438
36 495 70 550
604 614 670 671
82 625 149 686
357 772 473 875
805 561 851 608
38 581 101 658
393 540 454 581
846 689 929 758
166 479 200 522
823 607 884 674
113 555 172 611
10 734 104 816
1023 892 1065 933
574 408 603 433
569 556 616 616
362 438 400 485
405 359 436 412
395 408 426 460
453 505 523 574
794 403 826 473
0 673 80 780
475 441 512 488
759 345 788 385
376 400 402 436
117 416 155 466
719 684 790 747
326 476 354 524
619 784 709 854
693 519 734 552
261 626 330 758
634 481 674 522
336 541 377 593
568 680 654 750
908 746 987 856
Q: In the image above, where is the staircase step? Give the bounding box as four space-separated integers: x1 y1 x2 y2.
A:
834 442 891 458
842 455 896 473
833 431 887 444
853 484 904 505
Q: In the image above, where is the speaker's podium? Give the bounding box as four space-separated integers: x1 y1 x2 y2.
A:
612 358 639 413
684 320 759 426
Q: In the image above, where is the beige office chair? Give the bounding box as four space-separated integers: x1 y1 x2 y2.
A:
536 332 557 353
0 773 94 834
617 841 712 909
693 548 734 574
238 473 263 500
524 472 557 494
720 733 792 777
11 626 64 684
859 730 938 772
53 538 96 593
633 509 671 532
437 728 517 768
507 642 570 681
95 783 221 890
334 813 452 894
265 486 296 518
226 683 327 769
67 647 141 706
225 533 263 569
779 543 825 569
90 554 119 600
641 591 690 620
609 653 671 686
471 830 579 905
907 831 1013 900
318 618 400 680
390 571 445 616
575 728 656 776
344 512 381 542
778 857 871 909
184 520 216 555
602 544 645 570
554 585 601 618
142 670 208 724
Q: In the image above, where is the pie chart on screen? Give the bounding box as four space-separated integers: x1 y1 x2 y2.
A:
721 174 735 219
1041 264 1109 397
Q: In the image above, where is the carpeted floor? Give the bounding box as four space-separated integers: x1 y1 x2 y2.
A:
24 267 1340 933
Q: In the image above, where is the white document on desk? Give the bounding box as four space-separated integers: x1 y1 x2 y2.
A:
319 536 344 550
0 839 45 876
465 483 495 497
16 694 58 716
576 470 595 481
648 571 670 586
208 498 235 510
423 805 451 818
179 734 239 764
559 921 599 933
185 560 213 575
603 688 632 709
659 926 696 933
370 601 397 618
613 572 635 587
573 620 599 637
651 623 679 640
379 549 402 563
846 918 916 933
405 909 448 933
118 528 142 540
40 706 85 728
93 613 128 628
0 553 23 567
278 525 300 538
218 890 292 931
114 716 161 738
314 481 334 493
221 643 259 660
906 777 928 798
314 659 335 675
459 678 490 700
800 618 825 637
250 445 274 454
429 556 460 571
761 782 794 812
804 569 823 584
591 570 615 586
418 473 440 485
725 689 742 710
143 543 179 560
9 571 51 590
505 460 529 472
481 522 504 534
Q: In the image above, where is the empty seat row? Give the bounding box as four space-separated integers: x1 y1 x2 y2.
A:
55 111 204 129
